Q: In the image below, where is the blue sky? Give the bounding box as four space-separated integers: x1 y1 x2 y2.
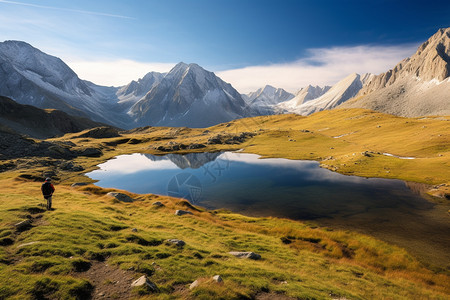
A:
0 0 449 92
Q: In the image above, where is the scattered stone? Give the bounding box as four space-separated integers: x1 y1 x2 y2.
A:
165 239 185 247
189 280 200 290
71 182 89 187
212 275 223 283
131 275 158 292
15 219 32 232
362 151 373 157
174 210 193 216
107 192 134 203
229 251 261 260
131 228 138 232
152 201 164 207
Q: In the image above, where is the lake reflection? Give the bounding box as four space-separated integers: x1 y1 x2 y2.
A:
87 152 430 219
87 152 450 266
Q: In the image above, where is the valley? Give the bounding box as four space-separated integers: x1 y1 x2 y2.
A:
0 108 448 299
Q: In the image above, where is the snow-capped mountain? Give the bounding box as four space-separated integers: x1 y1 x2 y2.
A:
0 41 250 128
0 40 128 125
341 27 450 117
242 85 294 116
280 73 369 115
116 71 165 110
129 62 248 127
243 85 294 106
278 85 331 110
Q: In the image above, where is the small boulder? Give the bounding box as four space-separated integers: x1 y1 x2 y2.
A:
165 239 185 247
229 251 261 260
131 228 138 232
174 210 193 216
213 275 223 283
107 192 134 203
131 275 158 292
152 201 164 207
189 280 200 290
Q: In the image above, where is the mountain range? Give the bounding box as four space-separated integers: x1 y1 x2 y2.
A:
0 27 448 133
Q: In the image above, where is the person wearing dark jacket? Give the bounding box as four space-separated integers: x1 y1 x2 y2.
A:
41 178 55 210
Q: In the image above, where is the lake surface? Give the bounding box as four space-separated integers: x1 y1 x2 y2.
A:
87 152 450 266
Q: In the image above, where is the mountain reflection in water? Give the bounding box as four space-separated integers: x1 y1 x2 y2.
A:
87 152 450 266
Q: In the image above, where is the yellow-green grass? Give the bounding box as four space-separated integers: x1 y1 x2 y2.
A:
0 178 449 299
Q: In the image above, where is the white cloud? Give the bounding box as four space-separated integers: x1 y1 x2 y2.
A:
64 44 419 91
216 44 419 93
66 59 176 86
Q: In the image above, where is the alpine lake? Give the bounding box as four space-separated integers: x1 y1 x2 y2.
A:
87 151 450 267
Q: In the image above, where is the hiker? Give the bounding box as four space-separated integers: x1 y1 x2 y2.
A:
41 178 55 210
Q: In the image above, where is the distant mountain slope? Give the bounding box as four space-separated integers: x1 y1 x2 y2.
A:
278 85 331 109
130 63 248 127
0 96 107 139
243 85 294 106
242 85 294 116
115 71 165 111
0 41 123 124
341 27 450 116
281 73 369 115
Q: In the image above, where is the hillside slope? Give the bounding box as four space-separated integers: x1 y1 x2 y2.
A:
0 96 109 139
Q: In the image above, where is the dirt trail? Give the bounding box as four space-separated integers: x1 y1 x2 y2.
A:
76 261 135 299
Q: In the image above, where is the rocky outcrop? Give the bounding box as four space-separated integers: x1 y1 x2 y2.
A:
207 132 256 145
106 192 134 203
165 239 185 247
0 96 107 139
229 251 261 260
0 128 76 159
73 127 120 139
342 28 450 117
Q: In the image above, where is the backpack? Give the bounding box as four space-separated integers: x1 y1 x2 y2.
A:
42 182 53 196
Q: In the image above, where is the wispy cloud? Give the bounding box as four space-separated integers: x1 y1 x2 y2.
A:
217 44 419 93
66 59 175 86
64 44 418 90
0 0 134 19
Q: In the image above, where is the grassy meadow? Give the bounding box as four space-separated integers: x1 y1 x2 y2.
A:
0 108 449 299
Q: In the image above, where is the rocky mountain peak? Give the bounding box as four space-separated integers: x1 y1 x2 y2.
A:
359 28 450 96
